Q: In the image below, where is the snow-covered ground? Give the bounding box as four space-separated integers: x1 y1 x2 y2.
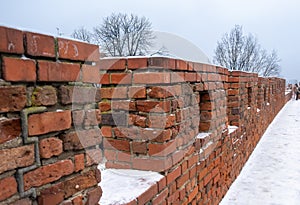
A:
99 168 163 205
220 99 300 205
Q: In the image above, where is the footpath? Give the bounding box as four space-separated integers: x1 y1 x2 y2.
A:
220 99 300 205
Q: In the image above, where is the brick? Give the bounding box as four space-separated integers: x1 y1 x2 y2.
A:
128 86 146 99
72 195 83 205
84 109 101 126
38 60 80 82
101 126 112 137
87 187 102 205
167 166 181 185
39 137 63 158
24 31 55 57
176 59 188 70
99 101 111 112
28 110 71 136
63 170 98 198
0 118 21 144
148 141 176 156
100 73 110 84
57 38 100 61
111 100 136 111
152 188 168 205
59 86 100 105
104 139 130 152
101 113 127 126
110 73 132 84
10 198 32 205
82 64 100 83
129 114 147 127
72 110 85 126
99 58 126 70
131 141 147 154
86 148 103 166
148 57 176 69
38 184 65 205
127 58 148 69
100 87 127 99
136 100 171 113
176 171 189 188
61 129 102 150
74 154 85 172
148 86 174 98
0 176 17 201
133 72 171 84
0 145 35 174
31 86 57 106
23 160 74 190
137 184 158 205
148 114 176 128
0 26 23 54
2 57 36 82
132 157 172 172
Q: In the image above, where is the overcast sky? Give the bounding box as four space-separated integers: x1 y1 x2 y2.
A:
1 0 299 81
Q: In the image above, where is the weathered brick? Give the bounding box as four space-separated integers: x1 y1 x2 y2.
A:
74 154 85 172
23 160 74 190
87 187 102 205
82 64 100 83
133 72 171 84
127 58 148 69
24 31 55 57
31 86 57 106
61 129 102 150
0 176 17 201
59 86 100 105
72 110 85 126
132 157 172 172
137 184 158 205
2 57 36 82
0 118 21 144
0 86 26 112
136 100 171 113
128 86 146 99
0 145 35 174
39 137 63 158
131 141 147 154
110 73 132 84
57 38 100 61
28 110 71 136
99 58 126 70
100 87 127 99
38 61 80 82
104 139 130 152
148 57 176 69
0 26 23 54
84 109 101 126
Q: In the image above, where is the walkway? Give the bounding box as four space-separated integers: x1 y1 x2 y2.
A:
220 100 300 205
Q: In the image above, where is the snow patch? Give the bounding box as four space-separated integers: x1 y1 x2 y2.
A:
228 125 238 134
99 168 163 205
196 132 211 139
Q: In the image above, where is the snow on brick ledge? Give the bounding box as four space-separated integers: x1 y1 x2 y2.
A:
98 167 163 205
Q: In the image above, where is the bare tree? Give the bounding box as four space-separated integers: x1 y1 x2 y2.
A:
213 25 280 77
93 13 155 56
71 27 93 43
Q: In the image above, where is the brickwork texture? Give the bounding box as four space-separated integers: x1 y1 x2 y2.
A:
0 26 290 205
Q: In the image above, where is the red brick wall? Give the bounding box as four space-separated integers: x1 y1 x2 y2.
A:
0 25 290 205
0 26 101 205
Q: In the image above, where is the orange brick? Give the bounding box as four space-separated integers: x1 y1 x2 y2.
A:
133 72 171 84
0 176 17 201
28 110 71 136
127 58 148 69
57 38 100 61
2 57 36 82
0 26 23 54
99 58 126 70
82 64 100 83
110 73 132 84
24 31 55 57
38 60 80 82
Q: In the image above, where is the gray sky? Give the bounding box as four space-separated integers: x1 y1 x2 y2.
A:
1 0 299 81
